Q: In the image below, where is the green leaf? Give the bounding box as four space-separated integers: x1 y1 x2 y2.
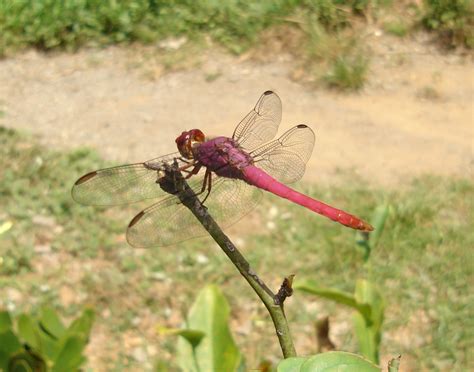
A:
0 311 13 332
277 357 308 372
0 330 22 354
17 314 40 350
368 204 390 249
158 326 205 348
294 280 371 320
52 336 86 372
356 204 390 260
0 350 8 371
39 307 66 339
175 329 206 348
300 351 380 371
353 280 384 364
353 312 377 364
66 308 95 340
36 328 59 361
295 279 384 365
354 280 384 329
177 285 243 372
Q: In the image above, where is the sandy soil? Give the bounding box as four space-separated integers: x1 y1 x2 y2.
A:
1 32 472 188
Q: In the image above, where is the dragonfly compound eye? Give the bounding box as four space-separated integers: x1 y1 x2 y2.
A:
176 130 204 159
190 129 205 145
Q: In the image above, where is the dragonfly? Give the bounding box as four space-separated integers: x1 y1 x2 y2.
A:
72 91 373 248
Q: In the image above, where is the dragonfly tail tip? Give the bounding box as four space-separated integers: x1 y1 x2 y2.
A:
363 222 374 232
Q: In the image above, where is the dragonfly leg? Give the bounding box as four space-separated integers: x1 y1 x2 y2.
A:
183 164 202 179
200 169 213 205
179 157 193 164
177 162 195 172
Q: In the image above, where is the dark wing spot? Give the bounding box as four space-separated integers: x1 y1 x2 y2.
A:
297 124 308 129
75 171 98 185
263 90 273 95
128 211 145 228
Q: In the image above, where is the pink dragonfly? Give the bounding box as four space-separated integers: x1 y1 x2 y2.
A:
72 91 373 247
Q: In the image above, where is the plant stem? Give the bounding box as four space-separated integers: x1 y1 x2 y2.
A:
161 164 297 358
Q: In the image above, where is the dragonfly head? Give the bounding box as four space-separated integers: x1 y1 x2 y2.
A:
175 129 206 159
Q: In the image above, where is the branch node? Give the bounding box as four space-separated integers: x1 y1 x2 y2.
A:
275 274 295 306
225 241 235 252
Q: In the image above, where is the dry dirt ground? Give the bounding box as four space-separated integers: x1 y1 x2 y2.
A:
0 32 472 188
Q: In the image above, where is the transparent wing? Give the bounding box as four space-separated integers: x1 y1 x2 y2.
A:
126 177 262 248
71 152 199 206
232 91 282 151
250 124 315 184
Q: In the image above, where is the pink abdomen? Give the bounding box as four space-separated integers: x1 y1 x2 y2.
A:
242 165 373 231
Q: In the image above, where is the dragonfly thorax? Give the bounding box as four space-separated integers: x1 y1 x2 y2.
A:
195 136 253 179
175 129 206 159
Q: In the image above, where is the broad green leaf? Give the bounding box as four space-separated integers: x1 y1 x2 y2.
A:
157 326 205 348
17 314 40 350
66 308 95 340
277 357 308 372
52 336 86 372
39 307 66 340
294 280 371 320
37 327 59 361
0 330 23 370
177 285 243 372
0 311 12 332
300 351 380 371
0 350 8 371
0 330 22 353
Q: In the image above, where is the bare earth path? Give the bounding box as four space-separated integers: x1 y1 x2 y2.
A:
0 33 473 187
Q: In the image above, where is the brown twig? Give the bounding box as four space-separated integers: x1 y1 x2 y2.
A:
160 163 296 358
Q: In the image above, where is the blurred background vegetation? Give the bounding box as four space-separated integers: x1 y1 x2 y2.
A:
0 0 473 371
1 0 473 89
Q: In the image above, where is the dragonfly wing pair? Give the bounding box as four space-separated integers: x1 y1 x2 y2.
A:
126 178 262 247
232 90 315 184
72 91 315 247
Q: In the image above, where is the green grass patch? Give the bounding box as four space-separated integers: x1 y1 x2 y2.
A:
324 54 369 90
0 127 472 369
0 127 123 271
0 0 343 56
0 1 395 90
0 1 470 92
383 21 409 37
422 0 474 48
